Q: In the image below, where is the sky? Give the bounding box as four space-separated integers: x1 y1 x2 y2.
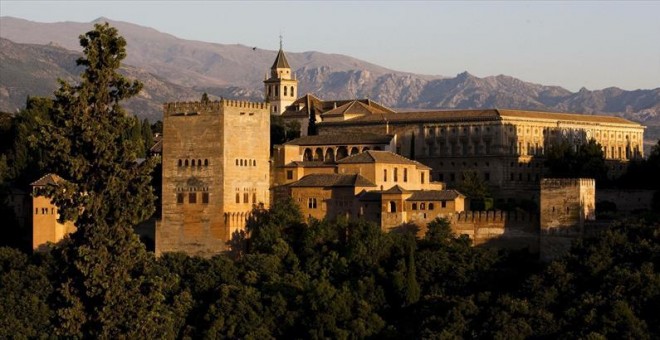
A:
1 1 659 92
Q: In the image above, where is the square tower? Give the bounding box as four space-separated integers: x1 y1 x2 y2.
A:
156 100 271 257
539 178 596 260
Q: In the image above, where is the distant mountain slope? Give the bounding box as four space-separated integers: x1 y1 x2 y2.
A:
1 16 658 147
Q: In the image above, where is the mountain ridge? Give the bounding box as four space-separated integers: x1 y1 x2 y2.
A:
0 16 658 148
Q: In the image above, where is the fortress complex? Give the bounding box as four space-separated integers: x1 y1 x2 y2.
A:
148 45 644 256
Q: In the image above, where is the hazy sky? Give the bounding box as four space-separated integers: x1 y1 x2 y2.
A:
1 1 659 92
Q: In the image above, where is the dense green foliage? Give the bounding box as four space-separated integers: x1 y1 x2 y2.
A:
545 138 608 183
2 201 658 338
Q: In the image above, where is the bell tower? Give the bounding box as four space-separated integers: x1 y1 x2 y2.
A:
264 37 297 115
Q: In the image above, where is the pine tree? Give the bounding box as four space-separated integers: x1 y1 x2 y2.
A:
34 23 171 337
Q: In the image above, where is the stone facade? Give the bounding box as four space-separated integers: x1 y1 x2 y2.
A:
539 178 596 260
30 174 76 251
156 100 271 257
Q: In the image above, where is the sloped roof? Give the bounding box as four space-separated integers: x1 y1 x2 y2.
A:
381 185 410 194
319 108 641 126
282 94 395 117
337 150 432 170
283 161 336 168
407 190 463 201
321 100 391 118
149 139 162 154
497 109 638 125
31 173 66 187
288 174 377 188
271 49 291 69
284 133 394 146
357 190 382 202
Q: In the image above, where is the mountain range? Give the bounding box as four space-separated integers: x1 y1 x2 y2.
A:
1 16 658 147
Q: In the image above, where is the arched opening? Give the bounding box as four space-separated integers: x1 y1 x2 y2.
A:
191 159 196 166
336 146 348 160
325 148 335 163
204 159 209 166
284 86 288 96
412 203 417 210
350 147 359 155
314 148 324 161
178 159 182 167
184 159 189 166
428 203 434 210
420 203 426 210
290 86 295 97
303 148 313 161
197 159 202 167
389 201 397 213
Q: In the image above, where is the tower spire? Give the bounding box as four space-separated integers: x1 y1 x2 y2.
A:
279 33 283 50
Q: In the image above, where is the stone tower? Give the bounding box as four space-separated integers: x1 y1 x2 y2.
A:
156 99 271 257
264 42 297 115
539 178 596 260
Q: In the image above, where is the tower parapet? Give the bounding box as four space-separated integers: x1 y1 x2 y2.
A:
164 100 271 116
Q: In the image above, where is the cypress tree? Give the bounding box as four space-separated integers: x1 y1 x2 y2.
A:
35 23 170 337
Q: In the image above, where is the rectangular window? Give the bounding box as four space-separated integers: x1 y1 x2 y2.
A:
202 192 209 204
383 169 387 182
394 168 398 182
286 170 293 180
441 201 447 208
421 172 425 184
189 193 197 204
403 168 408 182
177 193 184 204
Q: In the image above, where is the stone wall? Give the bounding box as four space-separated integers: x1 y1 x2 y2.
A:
597 189 656 212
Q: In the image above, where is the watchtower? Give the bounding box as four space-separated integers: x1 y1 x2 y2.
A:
264 39 297 115
156 99 271 257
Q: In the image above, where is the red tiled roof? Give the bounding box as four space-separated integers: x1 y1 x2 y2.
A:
337 150 431 170
288 173 377 188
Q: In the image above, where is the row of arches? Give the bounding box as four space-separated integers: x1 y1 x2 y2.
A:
178 159 209 167
302 145 382 162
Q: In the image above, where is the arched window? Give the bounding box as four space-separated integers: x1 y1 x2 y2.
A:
290 86 294 97
389 201 397 213
412 203 417 210
253 193 257 204
178 159 182 167
205 159 209 166
236 193 240 203
383 169 387 181
253 160 256 166
244 193 249 203
191 159 196 166
403 168 408 182
198 159 202 167
303 148 313 161
267 86 271 96
275 86 279 96
420 203 426 210
236 159 239 166
284 86 288 96
184 159 189 166
428 203 434 210
394 168 398 182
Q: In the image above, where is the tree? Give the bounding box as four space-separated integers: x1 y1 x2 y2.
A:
35 23 170 337
457 170 492 210
545 138 608 183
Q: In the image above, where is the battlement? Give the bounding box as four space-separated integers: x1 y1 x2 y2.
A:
163 100 270 116
541 178 595 189
452 210 536 223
